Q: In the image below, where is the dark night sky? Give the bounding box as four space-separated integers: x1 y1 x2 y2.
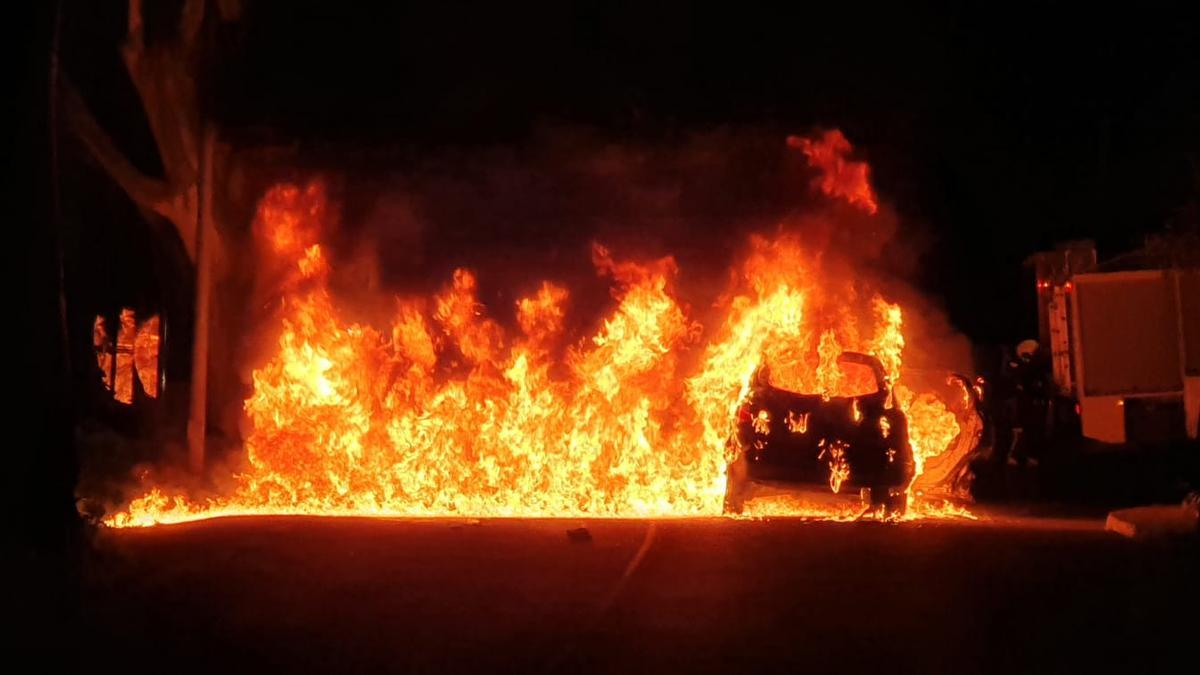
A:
55 1 1200 347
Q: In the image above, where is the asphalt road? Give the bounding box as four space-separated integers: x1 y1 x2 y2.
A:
28 513 1199 674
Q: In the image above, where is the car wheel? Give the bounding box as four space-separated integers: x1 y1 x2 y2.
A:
868 485 907 518
883 489 908 518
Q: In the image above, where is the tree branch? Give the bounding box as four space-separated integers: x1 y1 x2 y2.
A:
127 0 143 48
121 0 201 189
61 75 199 259
61 75 176 216
215 0 242 21
181 0 206 52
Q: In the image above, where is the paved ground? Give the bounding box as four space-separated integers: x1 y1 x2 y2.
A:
23 512 1199 674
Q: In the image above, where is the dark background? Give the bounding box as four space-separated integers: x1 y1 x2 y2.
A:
50 0 1200 346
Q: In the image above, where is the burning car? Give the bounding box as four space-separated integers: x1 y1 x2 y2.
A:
723 351 915 515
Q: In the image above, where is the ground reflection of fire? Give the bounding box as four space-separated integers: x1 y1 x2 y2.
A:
105 131 974 527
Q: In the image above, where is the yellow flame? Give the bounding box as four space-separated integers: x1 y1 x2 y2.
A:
105 188 971 527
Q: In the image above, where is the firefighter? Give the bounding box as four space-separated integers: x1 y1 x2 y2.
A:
1011 339 1049 468
991 345 1020 467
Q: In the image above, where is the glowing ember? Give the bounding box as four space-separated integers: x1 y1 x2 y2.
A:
785 411 809 434
821 440 851 493
753 410 771 435
105 132 973 527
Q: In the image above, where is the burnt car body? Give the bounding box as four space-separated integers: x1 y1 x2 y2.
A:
724 352 915 514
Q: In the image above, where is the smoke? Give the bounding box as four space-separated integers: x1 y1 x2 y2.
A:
306 126 916 312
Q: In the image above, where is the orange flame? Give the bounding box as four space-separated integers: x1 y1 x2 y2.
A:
114 308 136 404
255 181 327 257
107 165 970 526
134 315 160 399
93 315 114 391
788 130 879 215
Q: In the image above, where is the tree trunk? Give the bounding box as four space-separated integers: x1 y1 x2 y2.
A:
62 0 244 472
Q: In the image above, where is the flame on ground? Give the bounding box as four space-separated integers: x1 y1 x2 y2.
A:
106 132 973 527
107 231 971 526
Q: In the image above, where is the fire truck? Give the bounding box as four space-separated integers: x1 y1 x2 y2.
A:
1028 239 1199 445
